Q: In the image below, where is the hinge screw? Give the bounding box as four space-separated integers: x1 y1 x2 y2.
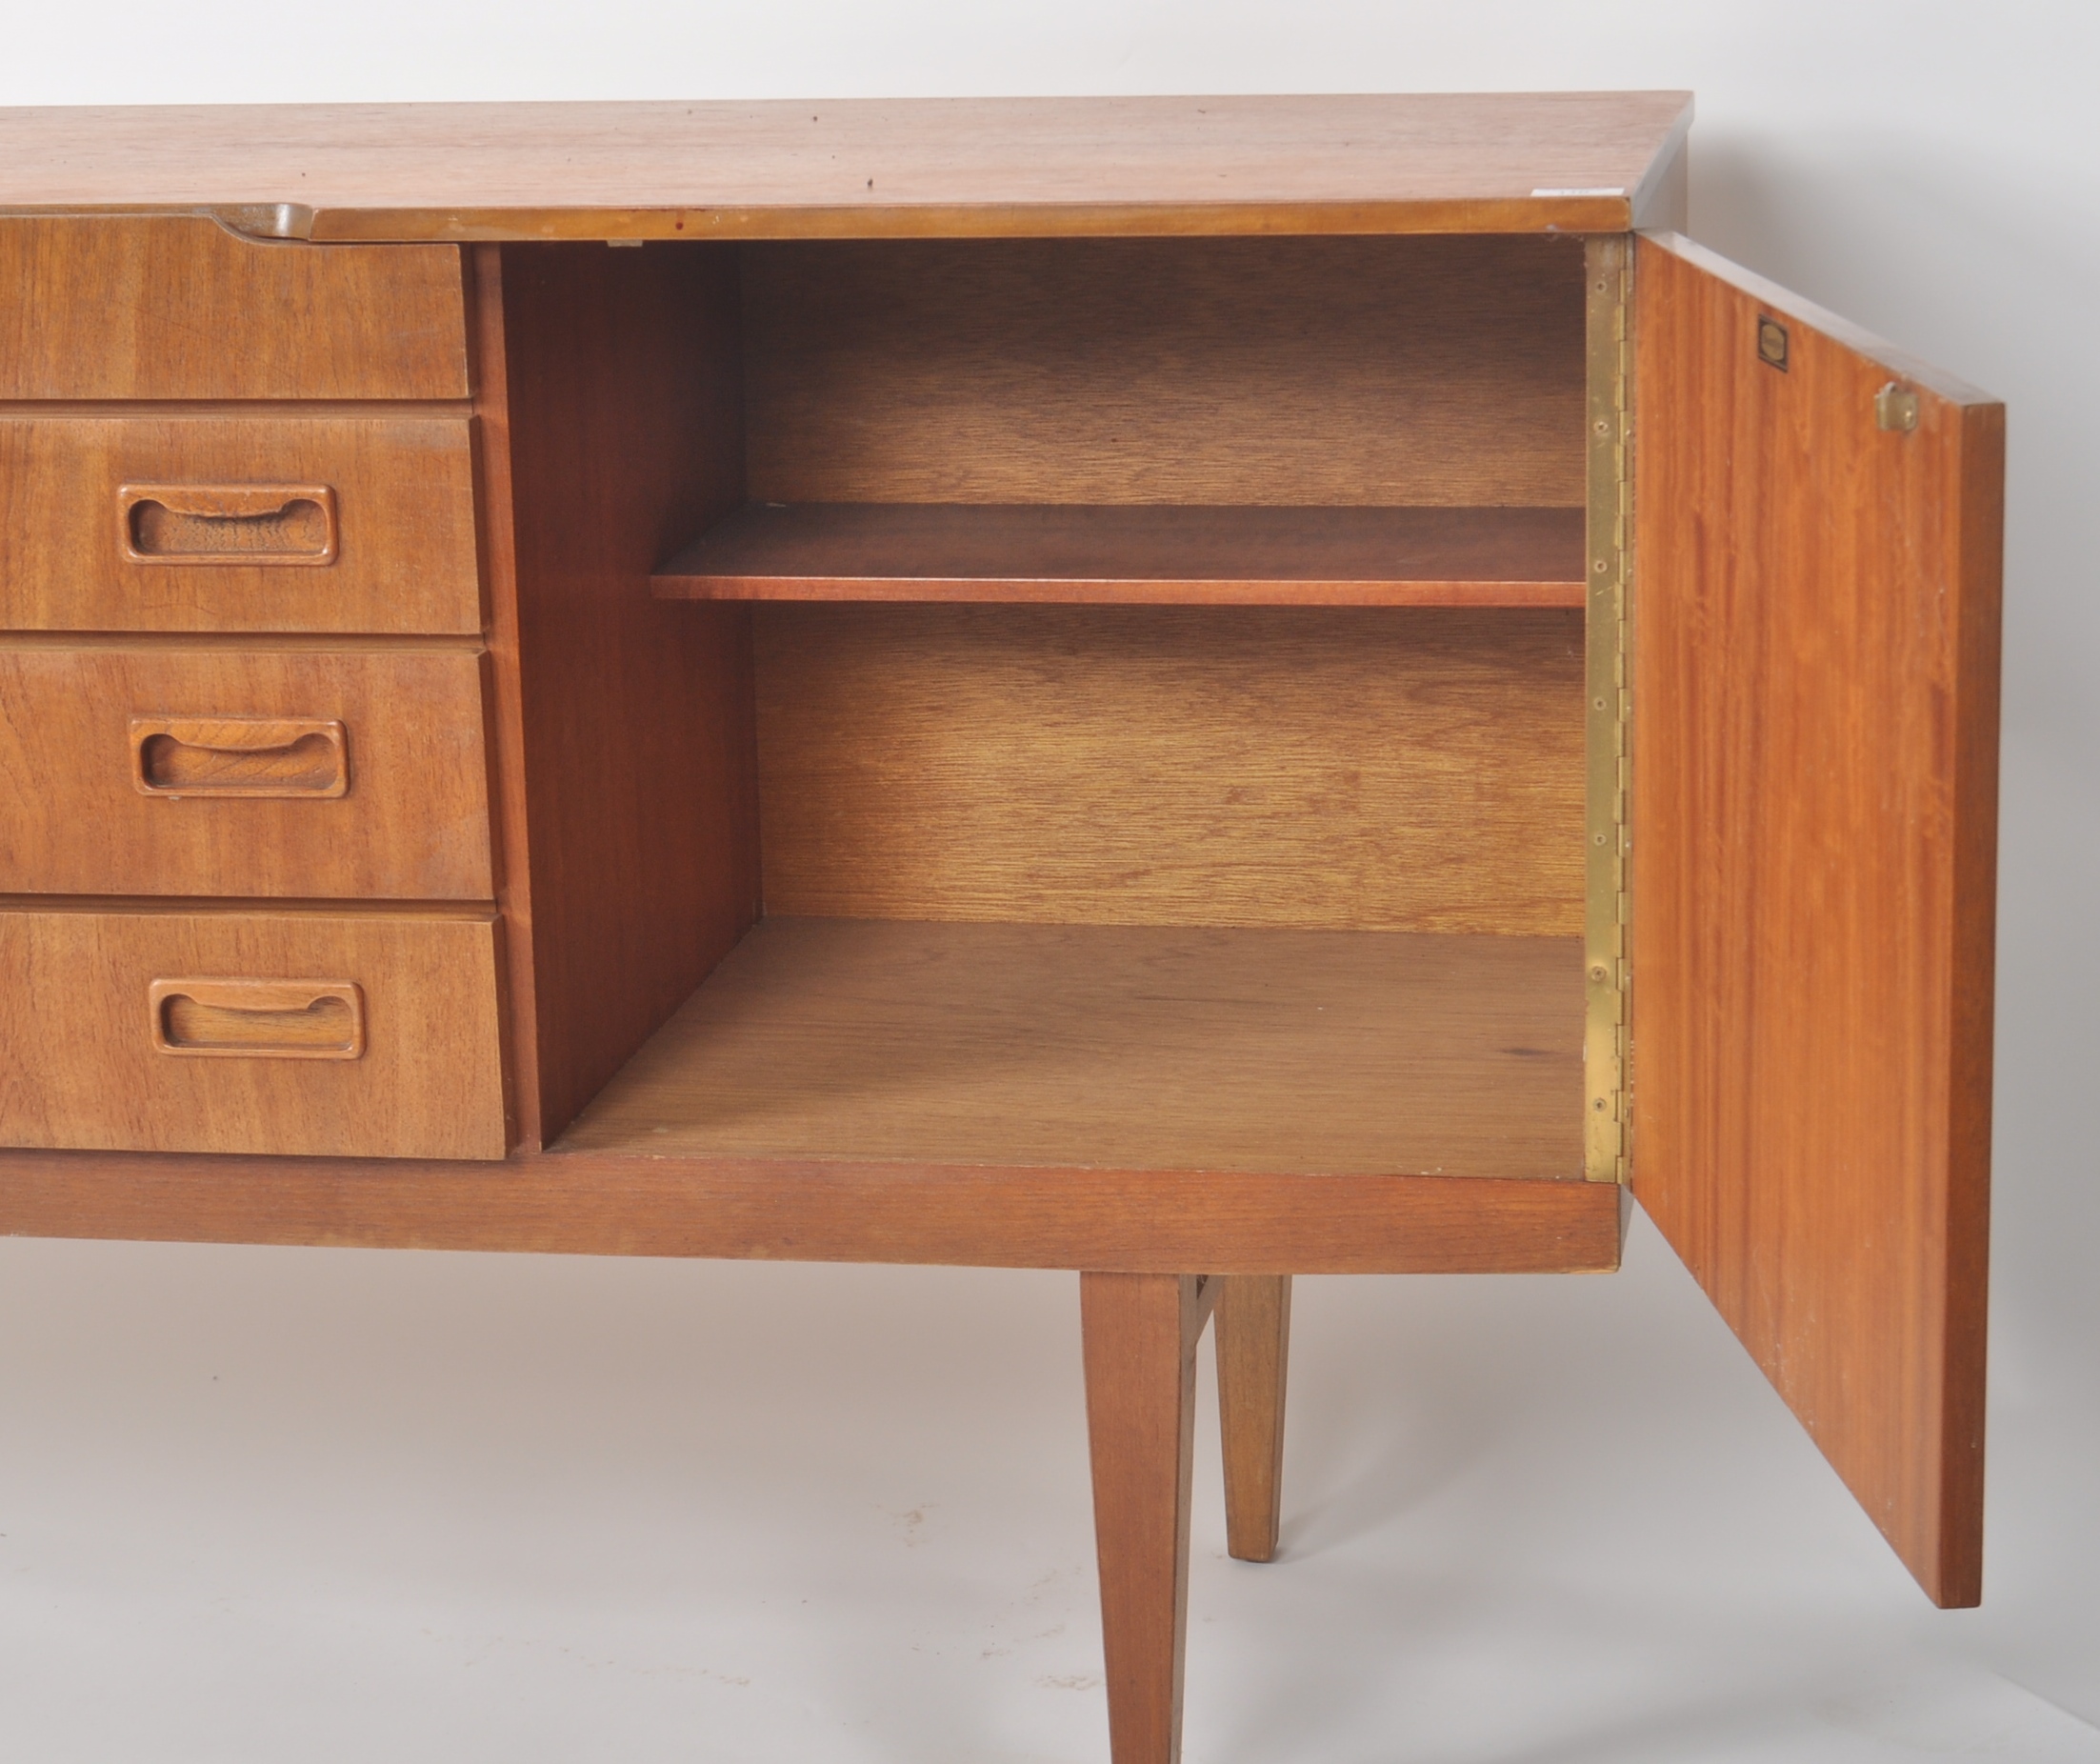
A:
1874 382 1920 432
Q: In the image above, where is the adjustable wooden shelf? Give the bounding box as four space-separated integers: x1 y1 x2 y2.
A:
0 93 2002 1763
651 503 1587 604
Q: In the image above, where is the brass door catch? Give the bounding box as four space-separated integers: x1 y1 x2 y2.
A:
1757 315 1790 371
1875 382 1921 432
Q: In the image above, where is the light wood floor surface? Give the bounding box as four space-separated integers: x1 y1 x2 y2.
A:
558 917 1584 1179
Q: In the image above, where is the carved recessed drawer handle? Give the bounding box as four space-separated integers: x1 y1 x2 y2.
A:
118 483 339 565
149 978 366 1059
130 715 349 798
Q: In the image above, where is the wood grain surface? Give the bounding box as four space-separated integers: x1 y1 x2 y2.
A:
653 503 1585 607
0 906 507 1159
0 645 492 898
754 605 1586 934
468 245 543 1149
1215 1273 1291 1563
556 918 1585 1179
741 236 1586 509
0 415 482 632
0 95 1691 239
0 218 468 400
122 484 338 565
1083 1272 1206 1764
489 242 759 1143
0 1145 1625 1273
1630 233 2002 1609
151 977 364 1058
130 714 349 799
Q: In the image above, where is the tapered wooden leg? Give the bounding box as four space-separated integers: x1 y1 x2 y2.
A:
1081 1273 1212 1764
1215 1273 1292 1563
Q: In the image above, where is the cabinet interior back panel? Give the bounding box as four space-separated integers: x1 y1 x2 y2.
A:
754 604 1585 934
739 236 1588 507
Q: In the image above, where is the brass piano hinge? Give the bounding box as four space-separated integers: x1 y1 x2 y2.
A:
1583 235 1632 1184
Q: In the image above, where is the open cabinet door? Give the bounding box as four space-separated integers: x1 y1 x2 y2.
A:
1630 233 2003 1607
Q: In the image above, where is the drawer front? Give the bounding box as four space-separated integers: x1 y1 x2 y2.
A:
0 417 482 633
0 218 469 401
0 647 494 899
0 909 508 1160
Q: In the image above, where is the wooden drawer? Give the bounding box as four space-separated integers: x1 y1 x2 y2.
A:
0 646 493 899
0 907 508 1160
0 218 468 401
0 416 482 633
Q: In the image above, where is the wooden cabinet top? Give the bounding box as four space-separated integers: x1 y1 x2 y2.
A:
0 92 1691 240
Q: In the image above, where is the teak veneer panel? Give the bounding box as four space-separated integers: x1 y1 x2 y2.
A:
557 918 1586 1179
0 416 483 634
0 646 493 899
1631 234 2002 1609
0 95 1691 238
0 907 507 1160
0 218 468 401
741 236 1587 509
654 503 1586 608
754 605 1586 935
0 1148 1625 1274
485 242 759 1145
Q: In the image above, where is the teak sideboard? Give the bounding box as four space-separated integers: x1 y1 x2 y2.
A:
0 93 2001 1761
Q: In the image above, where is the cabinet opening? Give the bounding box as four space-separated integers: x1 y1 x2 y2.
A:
491 234 1594 1173
557 605 1587 1179
651 233 1589 606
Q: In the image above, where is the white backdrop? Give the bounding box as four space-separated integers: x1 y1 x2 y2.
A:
3 5 2097 1759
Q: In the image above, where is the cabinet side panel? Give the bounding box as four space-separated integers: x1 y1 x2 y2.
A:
492 242 759 1141
0 218 468 401
470 245 540 1149
1630 234 2001 1607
